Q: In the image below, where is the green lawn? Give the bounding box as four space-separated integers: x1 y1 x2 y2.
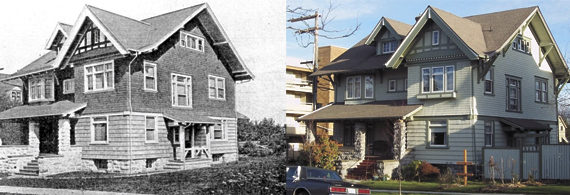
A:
361 180 570 194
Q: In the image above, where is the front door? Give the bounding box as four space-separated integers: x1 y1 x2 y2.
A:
39 119 58 154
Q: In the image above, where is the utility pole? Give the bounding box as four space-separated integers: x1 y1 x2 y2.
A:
288 11 320 142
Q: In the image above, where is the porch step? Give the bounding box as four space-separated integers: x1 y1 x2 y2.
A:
346 156 380 180
164 158 212 171
16 157 40 177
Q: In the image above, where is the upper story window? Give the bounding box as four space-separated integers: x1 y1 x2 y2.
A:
180 31 204 52
144 62 157 91
11 90 21 102
74 22 112 55
535 77 548 103
421 66 454 93
346 76 361 99
63 79 75 94
484 68 494 95
28 75 54 102
506 76 522 112
171 73 192 108
84 61 114 92
512 36 531 54
382 40 398 53
208 75 226 100
91 116 108 144
429 120 447 147
432 31 440 45
364 75 374 98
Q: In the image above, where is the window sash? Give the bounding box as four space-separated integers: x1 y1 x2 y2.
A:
208 75 226 100
213 122 225 140
28 76 54 101
388 80 396 92
92 116 108 143
346 76 361 99
144 62 157 91
422 68 430 93
506 78 521 111
171 74 192 107
364 76 374 98
145 116 157 142
180 31 205 52
84 61 114 92
63 79 75 94
484 69 493 94
432 31 440 45
484 121 494 147
429 121 447 146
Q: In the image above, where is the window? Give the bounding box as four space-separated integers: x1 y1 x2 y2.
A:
346 76 361 99
208 75 226 100
93 159 108 170
512 36 531 54
535 78 548 103
169 127 180 144
212 122 225 140
63 79 74 94
144 62 157 91
506 76 521 112
484 120 494 147
404 79 408 91
91 116 108 143
28 75 54 102
382 40 398 53
388 80 396 92
145 116 157 142
180 31 205 52
484 68 494 94
146 158 156 168
84 61 114 92
74 22 112 55
364 76 374 98
11 91 21 102
421 66 454 93
429 121 447 147
432 31 440 45
171 74 192 107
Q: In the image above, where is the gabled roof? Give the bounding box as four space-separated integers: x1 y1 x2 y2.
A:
364 17 412 45
45 22 73 50
6 51 57 80
430 7 487 55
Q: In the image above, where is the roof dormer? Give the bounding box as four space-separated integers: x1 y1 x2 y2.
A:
45 22 73 52
364 17 411 55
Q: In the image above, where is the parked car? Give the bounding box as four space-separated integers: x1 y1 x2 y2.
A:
286 166 371 195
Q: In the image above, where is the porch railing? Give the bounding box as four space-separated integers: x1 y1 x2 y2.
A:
184 147 211 159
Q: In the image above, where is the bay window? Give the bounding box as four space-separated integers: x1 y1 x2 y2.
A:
28 75 54 102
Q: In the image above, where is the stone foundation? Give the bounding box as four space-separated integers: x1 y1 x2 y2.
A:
38 147 83 176
81 158 169 174
0 146 35 174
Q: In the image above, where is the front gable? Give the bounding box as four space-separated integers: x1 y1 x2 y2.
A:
68 18 121 63
405 21 465 63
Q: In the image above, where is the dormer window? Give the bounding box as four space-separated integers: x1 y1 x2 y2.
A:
28 75 55 102
382 40 398 53
180 31 205 52
512 36 531 54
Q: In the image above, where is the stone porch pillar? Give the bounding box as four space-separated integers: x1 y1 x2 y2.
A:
28 121 39 155
354 122 366 160
393 119 406 160
58 119 71 155
305 121 316 143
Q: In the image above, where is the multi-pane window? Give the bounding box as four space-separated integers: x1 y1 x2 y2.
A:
484 68 494 94
212 121 225 140
432 31 440 45
208 75 226 100
91 116 108 143
535 78 548 103
484 120 494 147
11 91 21 102
382 40 398 53
512 36 531 54
429 121 447 147
421 66 454 93
28 75 54 102
364 76 374 98
180 31 204 52
63 79 74 94
74 22 112 55
346 76 361 99
84 61 114 92
144 62 157 91
506 76 522 112
171 74 192 107
388 80 396 92
145 116 157 142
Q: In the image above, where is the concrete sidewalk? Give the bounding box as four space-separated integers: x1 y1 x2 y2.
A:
372 189 524 195
0 186 151 195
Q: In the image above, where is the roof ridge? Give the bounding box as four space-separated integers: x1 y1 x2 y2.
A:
85 4 150 26
58 22 72 27
142 3 204 22
464 6 538 19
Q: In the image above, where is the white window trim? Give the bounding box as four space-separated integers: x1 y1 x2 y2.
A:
484 68 494 95
62 79 75 94
171 73 193 108
388 80 397 92
90 116 109 144
180 31 205 52
535 78 548 103
208 75 226 100
364 75 374 98
84 60 114 93
212 120 227 141
484 120 494 147
145 116 159 143
143 62 158 92
428 120 448 148
421 66 454 94
432 31 440 45
346 76 361 99
28 75 55 103
382 40 397 53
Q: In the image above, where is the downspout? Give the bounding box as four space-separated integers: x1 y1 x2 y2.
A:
127 51 140 174
471 58 480 177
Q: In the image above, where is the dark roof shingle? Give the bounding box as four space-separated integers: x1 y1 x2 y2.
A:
0 101 86 120
298 101 422 121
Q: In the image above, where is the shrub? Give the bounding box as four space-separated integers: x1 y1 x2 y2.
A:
239 141 273 157
237 118 286 156
438 167 456 184
402 160 422 181
299 130 340 170
420 161 440 179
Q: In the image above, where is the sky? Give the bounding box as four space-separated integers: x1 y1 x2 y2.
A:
286 0 570 63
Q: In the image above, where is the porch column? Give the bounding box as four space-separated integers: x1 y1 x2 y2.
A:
393 119 406 160
28 121 39 155
306 121 316 143
207 125 212 158
190 125 195 158
354 122 366 160
57 118 71 155
179 125 185 162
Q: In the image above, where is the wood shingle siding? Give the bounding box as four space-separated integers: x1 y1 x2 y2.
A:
210 119 237 154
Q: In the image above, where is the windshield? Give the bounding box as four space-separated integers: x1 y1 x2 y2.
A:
306 168 343 181
286 167 297 180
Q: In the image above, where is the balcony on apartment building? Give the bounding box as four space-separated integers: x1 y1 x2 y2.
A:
286 125 307 136
286 79 312 93
286 103 313 115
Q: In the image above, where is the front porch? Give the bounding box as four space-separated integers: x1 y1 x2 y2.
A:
164 115 218 170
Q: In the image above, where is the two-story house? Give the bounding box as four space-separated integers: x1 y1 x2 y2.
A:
0 3 253 176
299 6 569 179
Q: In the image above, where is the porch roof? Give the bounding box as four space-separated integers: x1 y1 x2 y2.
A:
163 110 221 124
499 117 551 131
0 101 86 120
297 102 422 122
